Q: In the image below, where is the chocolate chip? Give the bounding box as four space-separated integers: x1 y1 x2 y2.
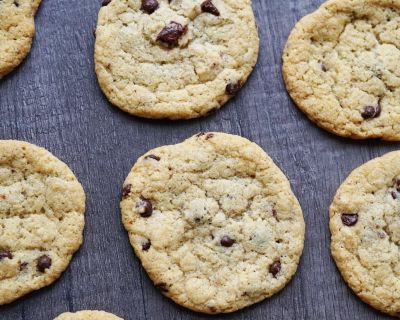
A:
37 255 52 272
145 154 160 161
157 22 187 47
0 251 12 260
101 0 111 6
156 283 168 292
14 0 19 7
201 0 220 16
361 106 376 119
122 184 132 199
226 81 242 96
341 213 358 226
20 262 28 271
361 98 383 120
321 63 327 72
142 240 151 251
137 198 153 217
208 306 217 313
196 132 206 137
272 209 279 222
378 231 386 239
394 178 400 191
141 0 159 14
220 235 235 247
205 133 214 140
269 260 281 277
392 191 398 200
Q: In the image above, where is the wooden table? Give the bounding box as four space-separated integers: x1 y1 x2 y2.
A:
0 0 395 319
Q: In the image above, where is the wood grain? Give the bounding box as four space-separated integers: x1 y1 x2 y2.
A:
0 0 396 319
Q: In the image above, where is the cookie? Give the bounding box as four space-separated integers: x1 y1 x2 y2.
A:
0 0 41 79
54 310 123 320
330 151 400 316
95 0 259 119
120 133 305 313
283 0 400 140
0 140 85 305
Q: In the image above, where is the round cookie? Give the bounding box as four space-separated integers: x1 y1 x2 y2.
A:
0 0 41 79
0 140 85 305
54 310 123 320
330 151 400 316
283 0 400 140
95 0 259 119
120 132 305 313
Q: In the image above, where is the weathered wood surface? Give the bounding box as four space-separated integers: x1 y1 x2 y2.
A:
0 0 396 319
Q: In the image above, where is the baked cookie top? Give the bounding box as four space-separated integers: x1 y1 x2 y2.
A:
330 151 400 316
0 0 41 78
121 133 305 313
283 0 400 140
95 0 259 119
55 310 123 320
0 140 85 305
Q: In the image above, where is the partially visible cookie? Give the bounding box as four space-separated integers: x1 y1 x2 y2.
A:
0 0 41 78
0 140 85 305
283 0 400 140
121 132 305 313
330 151 400 316
54 310 123 320
95 0 259 119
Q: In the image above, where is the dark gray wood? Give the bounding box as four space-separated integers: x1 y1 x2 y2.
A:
0 0 397 319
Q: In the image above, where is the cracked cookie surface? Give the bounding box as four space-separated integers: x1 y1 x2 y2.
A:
0 140 85 305
0 0 41 78
330 151 400 316
55 310 123 320
283 0 400 140
95 0 259 119
121 133 305 313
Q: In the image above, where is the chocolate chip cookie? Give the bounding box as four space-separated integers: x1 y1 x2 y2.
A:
330 151 400 316
95 0 259 119
0 140 85 305
121 133 305 313
55 311 123 319
283 0 400 140
0 0 41 78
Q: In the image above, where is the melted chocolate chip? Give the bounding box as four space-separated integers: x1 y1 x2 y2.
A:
341 213 358 226
141 0 159 14
156 283 169 292
142 240 151 251
226 81 242 96
37 255 52 272
205 133 214 140
0 251 12 260
137 198 153 217
392 191 398 200
145 154 161 161
102 0 111 6
220 235 235 247
201 0 220 16
269 260 281 277
122 184 132 199
157 22 187 47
